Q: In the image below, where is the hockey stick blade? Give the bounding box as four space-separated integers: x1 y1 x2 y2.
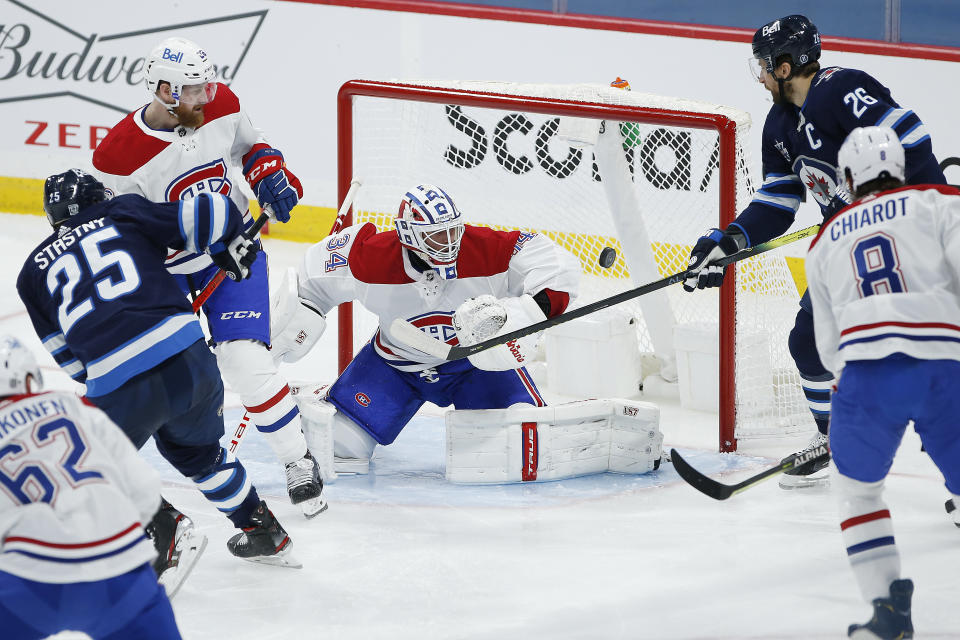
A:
390 223 820 360
669 444 830 501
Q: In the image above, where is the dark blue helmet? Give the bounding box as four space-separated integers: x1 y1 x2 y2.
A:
43 169 107 227
752 15 821 77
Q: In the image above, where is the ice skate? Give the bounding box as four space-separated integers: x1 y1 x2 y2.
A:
779 431 831 489
285 450 328 518
146 499 208 598
227 500 302 569
848 578 913 639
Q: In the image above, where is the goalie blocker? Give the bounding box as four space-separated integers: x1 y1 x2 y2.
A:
446 399 663 483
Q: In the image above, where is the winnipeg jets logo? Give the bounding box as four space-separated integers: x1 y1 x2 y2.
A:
815 67 842 86
165 158 232 201
804 171 832 201
794 155 840 207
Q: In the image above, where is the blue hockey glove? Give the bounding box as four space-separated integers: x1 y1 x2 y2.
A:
682 227 746 292
242 147 303 223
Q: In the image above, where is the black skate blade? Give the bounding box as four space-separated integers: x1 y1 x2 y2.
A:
299 496 329 519
160 529 208 599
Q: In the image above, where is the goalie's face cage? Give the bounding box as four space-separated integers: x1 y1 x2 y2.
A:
395 184 465 275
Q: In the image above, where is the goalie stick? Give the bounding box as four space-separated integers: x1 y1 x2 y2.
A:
390 223 822 360
669 444 830 500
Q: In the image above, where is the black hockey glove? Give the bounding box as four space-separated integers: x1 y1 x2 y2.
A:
682 227 747 292
207 234 258 281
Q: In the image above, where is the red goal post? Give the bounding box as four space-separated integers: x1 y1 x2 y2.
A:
335 79 811 452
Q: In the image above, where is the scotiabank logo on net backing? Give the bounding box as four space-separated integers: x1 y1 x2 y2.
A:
0 1 266 148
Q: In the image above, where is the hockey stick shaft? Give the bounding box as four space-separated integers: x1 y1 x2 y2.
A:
191 209 271 313
330 178 363 235
669 444 830 500
391 223 821 360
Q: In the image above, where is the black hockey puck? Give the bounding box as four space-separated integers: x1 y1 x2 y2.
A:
598 247 617 268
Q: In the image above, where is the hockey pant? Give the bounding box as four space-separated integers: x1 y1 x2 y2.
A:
182 257 306 465
327 341 546 446
91 339 260 528
790 292 834 435
0 563 181 640
831 355 960 602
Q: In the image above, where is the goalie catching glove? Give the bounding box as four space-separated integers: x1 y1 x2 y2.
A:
207 233 257 281
682 226 747 292
242 145 303 223
453 294 545 371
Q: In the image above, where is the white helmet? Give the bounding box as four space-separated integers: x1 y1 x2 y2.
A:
395 184 465 280
0 335 43 397
145 37 217 110
837 126 905 195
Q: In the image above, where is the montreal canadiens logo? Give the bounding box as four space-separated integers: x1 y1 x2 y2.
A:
165 158 232 201
355 392 371 407
793 156 839 207
410 311 459 345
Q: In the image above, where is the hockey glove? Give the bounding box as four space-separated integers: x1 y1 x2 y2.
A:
207 234 258 281
682 227 746 292
242 146 303 223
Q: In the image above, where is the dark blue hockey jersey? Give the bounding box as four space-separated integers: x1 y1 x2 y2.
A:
17 192 246 397
732 66 945 246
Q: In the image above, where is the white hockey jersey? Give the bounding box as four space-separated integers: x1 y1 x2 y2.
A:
806 184 960 375
0 392 159 583
92 83 263 275
299 223 581 371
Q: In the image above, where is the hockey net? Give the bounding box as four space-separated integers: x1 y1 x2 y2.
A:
336 79 811 451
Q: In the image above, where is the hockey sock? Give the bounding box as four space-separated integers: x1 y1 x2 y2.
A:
216 340 307 464
243 380 306 464
835 473 901 602
192 446 258 522
800 373 833 436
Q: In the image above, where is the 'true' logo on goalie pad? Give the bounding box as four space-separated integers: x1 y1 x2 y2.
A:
522 422 538 482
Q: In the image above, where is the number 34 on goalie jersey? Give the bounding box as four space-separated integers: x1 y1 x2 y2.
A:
323 232 351 272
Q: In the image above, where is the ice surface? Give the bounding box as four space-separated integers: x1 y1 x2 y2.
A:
2 212 957 639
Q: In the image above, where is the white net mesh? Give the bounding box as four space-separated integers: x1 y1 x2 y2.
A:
343 79 812 445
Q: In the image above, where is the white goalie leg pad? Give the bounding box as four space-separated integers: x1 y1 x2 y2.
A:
270 267 327 364
215 340 306 464
456 294 545 372
445 399 662 483
289 382 378 478
289 382 337 481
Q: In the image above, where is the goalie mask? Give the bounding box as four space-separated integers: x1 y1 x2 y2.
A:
145 37 217 111
43 169 108 228
0 335 43 396
395 184 465 280
837 126 905 195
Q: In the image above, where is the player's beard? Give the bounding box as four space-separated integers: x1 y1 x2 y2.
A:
767 82 787 105
174 103 205 128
